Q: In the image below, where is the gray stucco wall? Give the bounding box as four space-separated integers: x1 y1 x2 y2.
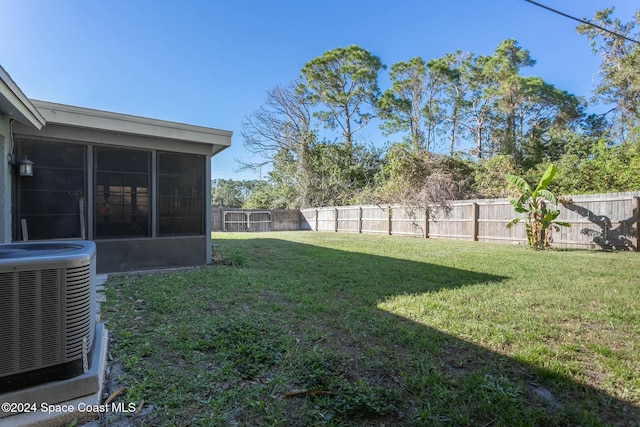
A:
95 236 208 273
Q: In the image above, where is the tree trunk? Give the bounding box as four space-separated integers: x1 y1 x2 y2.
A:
476 124 483 159
450 104 458 156
344 104 352 147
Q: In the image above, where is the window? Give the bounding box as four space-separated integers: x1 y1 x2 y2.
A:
95 148 150 238
158 152 203 235
16 139 86 240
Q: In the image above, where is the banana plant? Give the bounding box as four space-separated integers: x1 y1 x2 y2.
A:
505 164 570 250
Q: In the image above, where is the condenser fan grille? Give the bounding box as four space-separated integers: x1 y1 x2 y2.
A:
0 243 84 259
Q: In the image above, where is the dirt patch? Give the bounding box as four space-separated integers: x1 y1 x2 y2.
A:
81 344 154 426
527 384 562 411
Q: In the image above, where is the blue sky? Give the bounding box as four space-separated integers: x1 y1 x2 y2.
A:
2 1 636 181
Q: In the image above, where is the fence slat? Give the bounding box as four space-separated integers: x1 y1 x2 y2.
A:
634 196 640 252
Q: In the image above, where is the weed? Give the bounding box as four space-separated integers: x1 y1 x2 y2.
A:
222 249 248 266
192 315 293 379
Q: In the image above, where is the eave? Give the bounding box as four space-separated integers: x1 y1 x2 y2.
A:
0 66 46 129
30 100 232 156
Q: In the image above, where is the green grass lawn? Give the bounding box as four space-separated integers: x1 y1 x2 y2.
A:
102 232 640 426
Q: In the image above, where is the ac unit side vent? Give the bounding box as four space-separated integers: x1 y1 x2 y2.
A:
5 269 65 374
0 272 16 376
67 273 90 282
0 267 87 374
0 294 14 374
18 273 38 372
64 264 92 360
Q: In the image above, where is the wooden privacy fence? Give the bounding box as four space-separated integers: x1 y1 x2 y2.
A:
300 191 640 251
211 208 301 232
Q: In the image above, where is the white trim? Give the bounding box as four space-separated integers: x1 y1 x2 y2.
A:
30 100 231 149
0 66 46 129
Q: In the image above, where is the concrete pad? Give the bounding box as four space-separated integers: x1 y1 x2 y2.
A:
95 274 108 287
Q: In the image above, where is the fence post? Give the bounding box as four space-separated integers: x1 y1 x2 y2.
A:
424 208 429 239
359 206 363 233
335 208 339 232
388 206 392 235
634 196 640 252
315 209 319 231
472 202 479 241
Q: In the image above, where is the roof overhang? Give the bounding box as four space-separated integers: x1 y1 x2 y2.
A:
29 100 232 156
0 66 46 129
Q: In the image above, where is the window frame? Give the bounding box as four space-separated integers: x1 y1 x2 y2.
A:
94 146 152 239
157 151 205 236
14 138 87 241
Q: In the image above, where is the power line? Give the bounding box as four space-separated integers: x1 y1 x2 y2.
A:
523 0 640 45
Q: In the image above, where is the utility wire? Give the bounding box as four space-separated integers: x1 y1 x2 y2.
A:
524 0 640 45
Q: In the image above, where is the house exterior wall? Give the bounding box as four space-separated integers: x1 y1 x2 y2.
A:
0 117 11 243
95 236 207 273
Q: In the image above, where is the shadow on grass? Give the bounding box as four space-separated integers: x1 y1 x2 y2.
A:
226 237 639 425
107 235 640 426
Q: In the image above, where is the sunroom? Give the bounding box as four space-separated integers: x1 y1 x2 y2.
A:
7 99 231 273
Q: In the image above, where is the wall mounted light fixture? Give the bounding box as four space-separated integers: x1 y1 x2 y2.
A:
7 154 34 177
18 157 33 177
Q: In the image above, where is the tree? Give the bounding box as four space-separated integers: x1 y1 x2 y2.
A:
550 136 640 194
429 51 475 156
306 142 384 207
243 180 297 210
241 81 316 206
298 45 384 146
423 50 498 159
211 179 261 208
242 81 314 158
576 8 640 137
242 150 301 209
473 154 519 198
516 77 584 168
457 53 495 159
482 39 537 160
417 41 582 162
378 57 442 151
478 40 583 165
506 164 570 250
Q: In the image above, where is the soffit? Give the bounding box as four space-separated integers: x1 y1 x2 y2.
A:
0 66 46 129
28 100 232 155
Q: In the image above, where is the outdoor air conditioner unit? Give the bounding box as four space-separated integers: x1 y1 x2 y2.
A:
0 241 96 393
